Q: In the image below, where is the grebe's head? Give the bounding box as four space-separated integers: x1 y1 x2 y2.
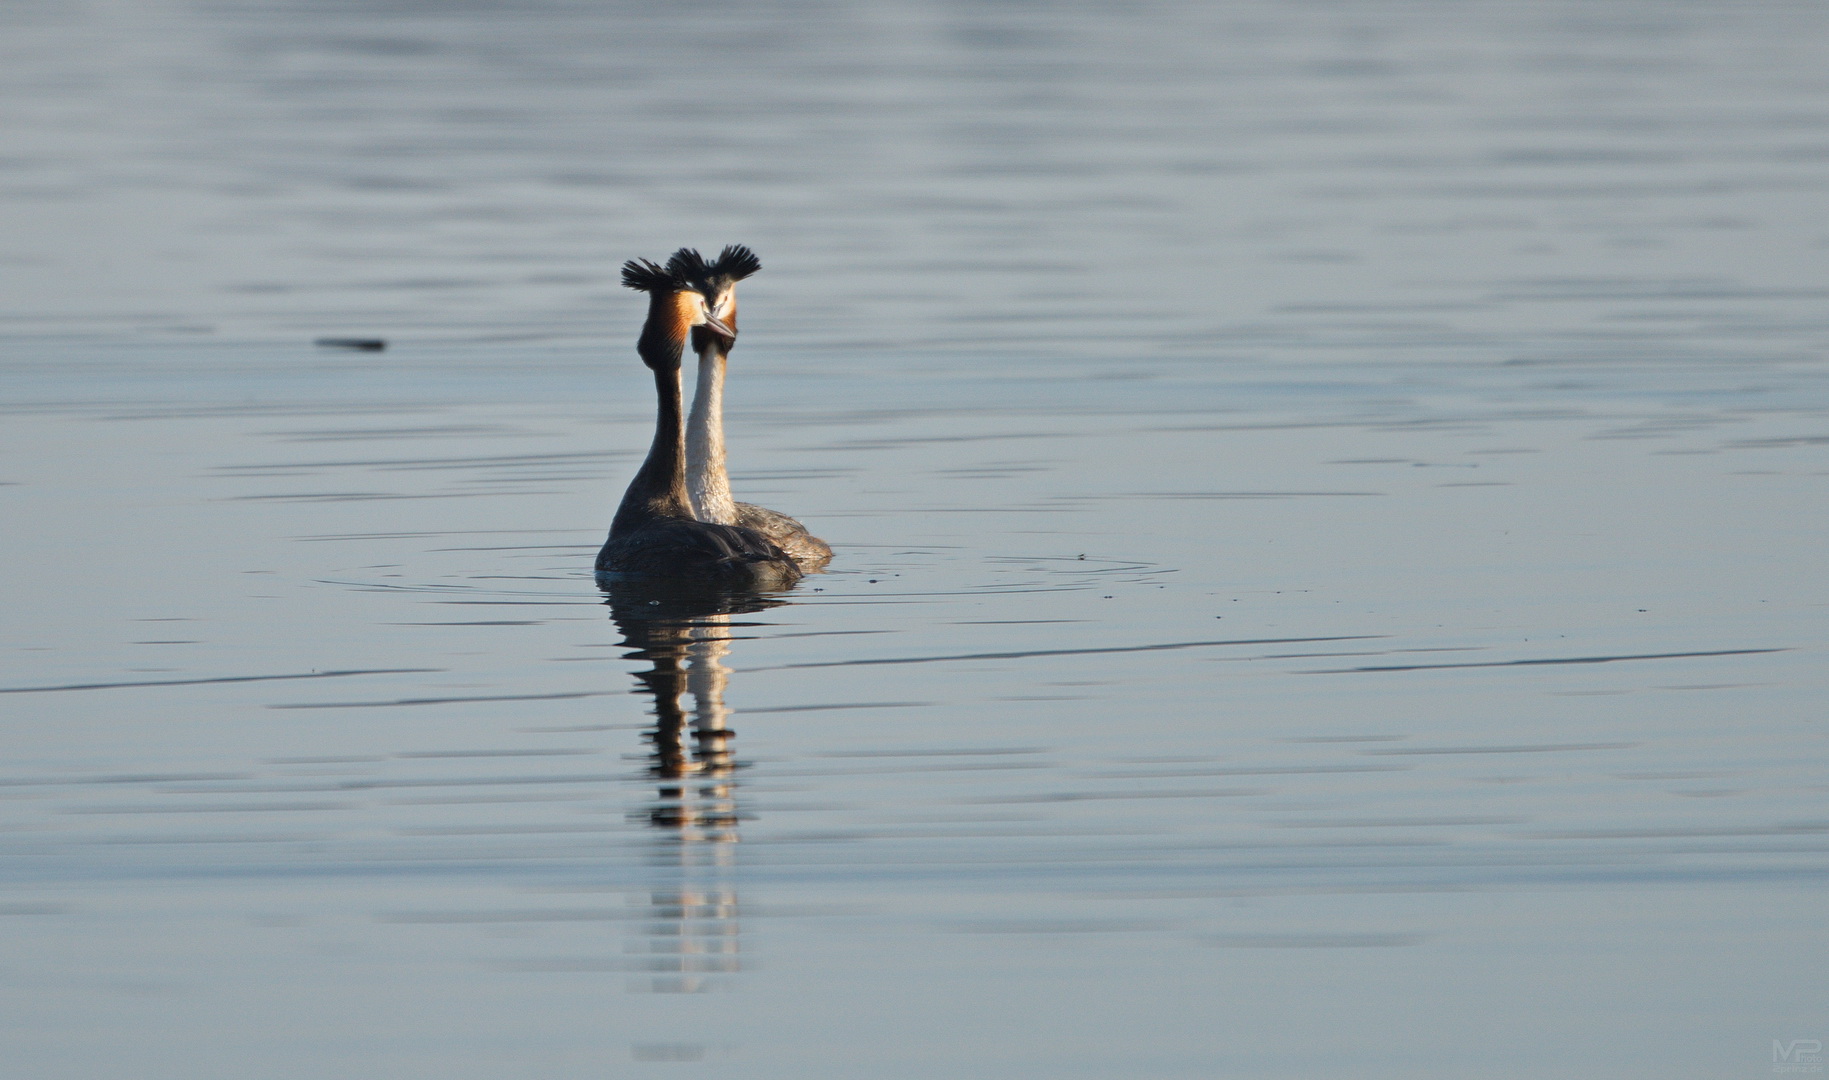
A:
668 245 761 354
622 256 736 371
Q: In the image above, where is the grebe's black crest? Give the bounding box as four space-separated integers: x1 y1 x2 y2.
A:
712 244 762 281
622 258 681 294
668 245 761 290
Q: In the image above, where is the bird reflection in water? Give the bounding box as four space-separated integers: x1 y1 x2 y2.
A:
602 580 788 993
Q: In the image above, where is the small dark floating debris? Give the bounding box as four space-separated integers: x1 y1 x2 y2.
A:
314 337 387 352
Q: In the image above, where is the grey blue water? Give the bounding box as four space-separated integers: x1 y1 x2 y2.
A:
2 2 1826 1077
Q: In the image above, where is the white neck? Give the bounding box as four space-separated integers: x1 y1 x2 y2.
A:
685 345 738 524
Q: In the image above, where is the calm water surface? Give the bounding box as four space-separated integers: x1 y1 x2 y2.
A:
2 2 1827 1077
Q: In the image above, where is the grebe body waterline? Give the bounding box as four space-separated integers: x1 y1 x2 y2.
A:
671 245 833 571
594 258 801 588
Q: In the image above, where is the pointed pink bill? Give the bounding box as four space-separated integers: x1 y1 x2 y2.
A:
701 312 736 340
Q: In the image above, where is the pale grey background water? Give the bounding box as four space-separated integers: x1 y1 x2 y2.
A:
2 2 1826 1077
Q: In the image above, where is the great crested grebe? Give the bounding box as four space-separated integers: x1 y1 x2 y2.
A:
594 258 801 587
669 245 833 570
